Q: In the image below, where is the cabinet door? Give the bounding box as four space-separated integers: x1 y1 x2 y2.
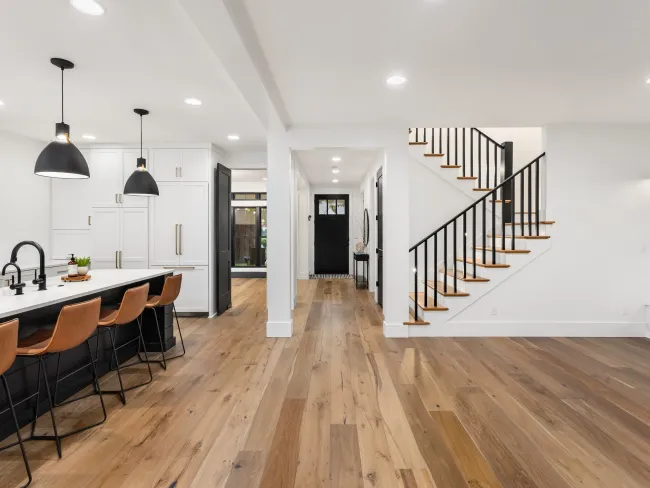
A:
180 149 209 182
50 230 92 260
120 208 149 269
179 182 209 265
89 149 123 207
51 149 93 230
170 266 208 312
91 208 121 269
149 182 181 266
151 149 182 182
121 149 149 208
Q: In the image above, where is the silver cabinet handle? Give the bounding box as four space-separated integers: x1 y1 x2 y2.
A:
179 224 182 255
175 224 179 255
180 167 182 178
115 250 118 268
162 266 195 270
88 215 91 226
115 194 118 204
119 194 123 204
175 166 179 178
119 250 123 268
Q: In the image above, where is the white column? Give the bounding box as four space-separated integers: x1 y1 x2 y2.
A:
382 135 410 337
266 125 293 337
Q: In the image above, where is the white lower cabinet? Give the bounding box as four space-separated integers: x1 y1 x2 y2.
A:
150 265 208 313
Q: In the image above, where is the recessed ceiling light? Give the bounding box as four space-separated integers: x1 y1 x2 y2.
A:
386 74 407 86
332 167 340 174
70 0 105 16
228 134 240 141
332 156 341 162
646 77 650 84
332 179 339 183
262 177 268 181
0 100 4 106
184 98 202 106
82 134 96 140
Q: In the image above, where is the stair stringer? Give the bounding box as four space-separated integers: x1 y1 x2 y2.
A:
407 239 551 337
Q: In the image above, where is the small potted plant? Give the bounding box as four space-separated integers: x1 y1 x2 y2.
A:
77 256 91 276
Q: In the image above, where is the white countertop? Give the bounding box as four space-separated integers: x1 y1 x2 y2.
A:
0 269 171 320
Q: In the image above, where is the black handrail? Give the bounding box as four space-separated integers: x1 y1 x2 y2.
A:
472 128 505 149
408 153 546 321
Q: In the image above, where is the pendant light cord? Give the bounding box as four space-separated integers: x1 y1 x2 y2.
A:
60 68 64 123
140 114 143 158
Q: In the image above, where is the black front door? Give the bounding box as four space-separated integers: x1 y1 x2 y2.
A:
376 167 383 307
314 194 349 274
215 164 232 315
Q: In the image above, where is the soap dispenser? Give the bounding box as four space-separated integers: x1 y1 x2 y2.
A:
68 254 78 277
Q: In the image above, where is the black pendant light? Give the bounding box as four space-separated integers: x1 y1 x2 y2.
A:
34 58 90 179
123 109 159 197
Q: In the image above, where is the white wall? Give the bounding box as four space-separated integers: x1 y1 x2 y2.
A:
358 154 382 298
0 131 51 265
223 149 267 169
452 124 650 335
232 181 267 193
480 127 544 169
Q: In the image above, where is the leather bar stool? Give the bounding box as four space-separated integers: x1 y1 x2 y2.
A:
0 319 32 487
14 297 106 458
97 283 153 405
139 273 186 370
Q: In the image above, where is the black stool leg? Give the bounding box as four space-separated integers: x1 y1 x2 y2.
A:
1 374 32 487
137 316 154 385
171 303 186 358
39 357 62 458
30 359 42 438
86 339 107 424
107 327 126 405
138 309 167 370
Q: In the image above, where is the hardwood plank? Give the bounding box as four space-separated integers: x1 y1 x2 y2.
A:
331 424 364 488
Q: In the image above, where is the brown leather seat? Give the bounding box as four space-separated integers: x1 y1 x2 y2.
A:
17 298 101 357
0 319 32 487
140 274 186 370
98 283 149 327
145 274 182 308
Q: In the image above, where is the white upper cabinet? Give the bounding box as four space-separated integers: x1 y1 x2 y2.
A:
151 148 209 182
121 149 149 208
51 149 93 230
149 182 182 266
89 149 124 207
90 207 148 270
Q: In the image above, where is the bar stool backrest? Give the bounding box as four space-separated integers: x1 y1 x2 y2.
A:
114 283 150 326
158 274 183 306
0 319 19 375
48 297 102 353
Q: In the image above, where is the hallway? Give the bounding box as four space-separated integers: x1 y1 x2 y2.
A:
2 278 650 487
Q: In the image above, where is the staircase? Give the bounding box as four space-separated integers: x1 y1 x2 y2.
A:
406 128 553 334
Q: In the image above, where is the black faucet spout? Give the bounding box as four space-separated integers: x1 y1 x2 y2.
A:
9 241 47 291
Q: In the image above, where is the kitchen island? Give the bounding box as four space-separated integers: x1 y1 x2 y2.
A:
0 269 175 439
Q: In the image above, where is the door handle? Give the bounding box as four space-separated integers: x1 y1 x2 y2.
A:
163 266 195 270
179 224 183 255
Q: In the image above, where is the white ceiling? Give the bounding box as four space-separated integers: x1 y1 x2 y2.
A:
296 149 379 187
243 0 650 126
231 169 267 183
0 0 266 147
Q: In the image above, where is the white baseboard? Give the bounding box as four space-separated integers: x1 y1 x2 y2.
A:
298 272 310 280
407 320 647 338
383 321 409 338
267 320 293 338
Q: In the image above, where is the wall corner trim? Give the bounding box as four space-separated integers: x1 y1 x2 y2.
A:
267 320 293 338
383 321 409 338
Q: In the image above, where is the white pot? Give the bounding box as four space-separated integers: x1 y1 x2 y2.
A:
78 266 89 276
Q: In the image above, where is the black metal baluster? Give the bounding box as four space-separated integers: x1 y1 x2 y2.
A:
443 226 448 293
455 128 458 167
486 139 490 189
438 128 442 155
482 200 486 264
470 130 474 177
520 172 525 237
492 197 496 264
424 242 428 307
494 145 498 188
414 247 418 321
415 128 419 143
478 136 482 188
462 128 466 177
463 213 467 279
472 206 477 277
446 128 450 165
433 233 438 308
502 198 506 251
511 177 516 251
453 220 457 292
535 158 540 236
528 166 533 236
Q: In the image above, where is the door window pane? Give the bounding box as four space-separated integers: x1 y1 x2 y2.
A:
319 199 328 215
233 208 258 266
337 199 346 214
328 200 337 214
260 207 267 266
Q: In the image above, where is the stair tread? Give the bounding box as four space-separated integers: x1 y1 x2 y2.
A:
426 280 469 297
405 317 431 326
457 176 478 180
457 257 510 268
505 220 555 226
424 153 445 157
490 199 511 203
475 246 531 254
473 188 494 192
409 292 448 312
441 165 461 168
443 269 490 282
409 142 428 145
488 234 551 240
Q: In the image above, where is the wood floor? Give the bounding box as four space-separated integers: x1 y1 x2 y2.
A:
2 278 650 487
